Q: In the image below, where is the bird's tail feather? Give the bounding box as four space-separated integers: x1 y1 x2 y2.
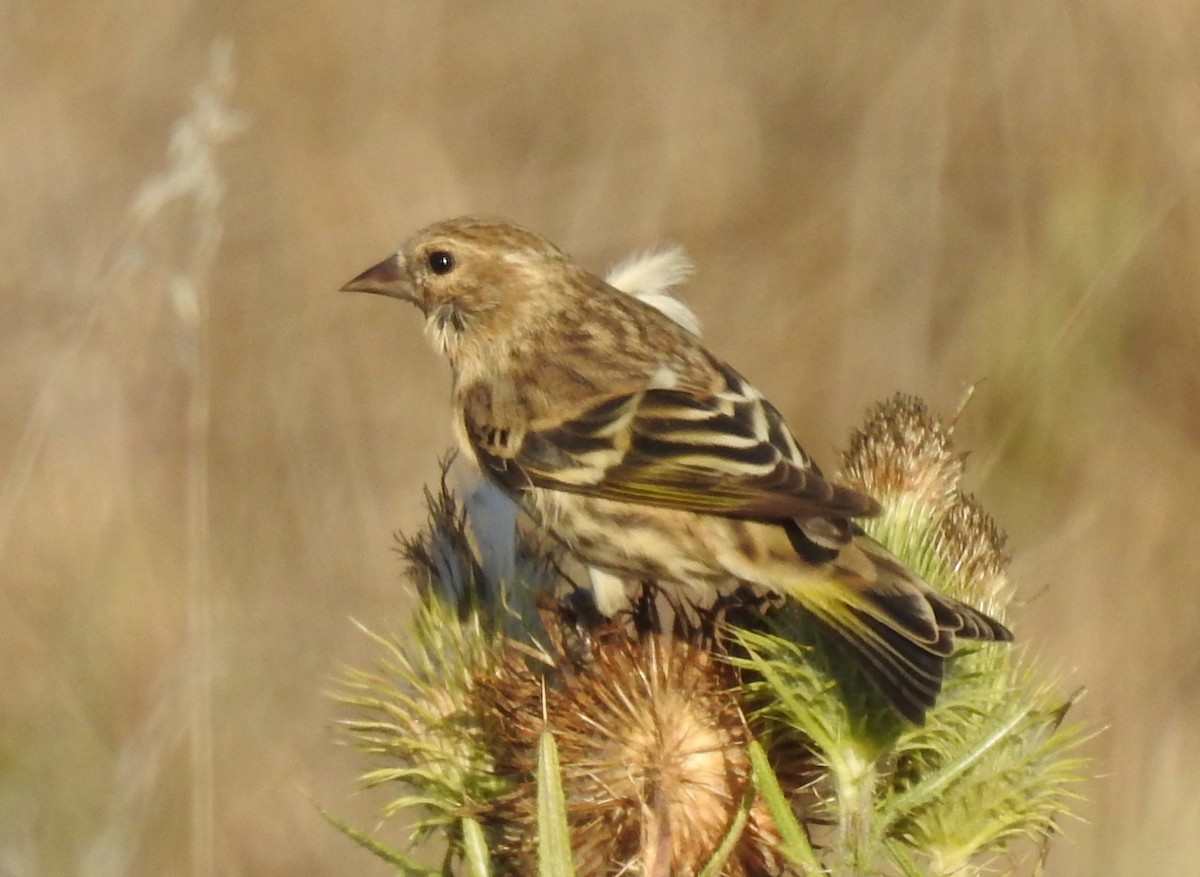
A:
795 535 1012 723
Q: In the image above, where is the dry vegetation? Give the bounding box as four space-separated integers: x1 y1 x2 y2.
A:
2 2 1197 875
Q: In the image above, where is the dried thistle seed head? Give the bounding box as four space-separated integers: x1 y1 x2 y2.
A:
936 493 1011 604
839 395 1013 612
478 630 783 877
840 393 966 519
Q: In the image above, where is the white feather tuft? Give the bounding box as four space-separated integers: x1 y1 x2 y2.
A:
606 245 701 335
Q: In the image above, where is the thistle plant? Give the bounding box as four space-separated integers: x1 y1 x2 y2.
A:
333 396 1090 876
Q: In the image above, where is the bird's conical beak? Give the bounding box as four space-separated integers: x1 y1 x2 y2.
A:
340 253 415 302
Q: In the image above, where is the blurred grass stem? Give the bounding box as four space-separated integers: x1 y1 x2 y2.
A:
128 40 246 877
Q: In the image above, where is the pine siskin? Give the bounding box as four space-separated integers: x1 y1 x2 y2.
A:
342 216 1012 722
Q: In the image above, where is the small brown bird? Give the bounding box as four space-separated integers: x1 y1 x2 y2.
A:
343 216 1011 722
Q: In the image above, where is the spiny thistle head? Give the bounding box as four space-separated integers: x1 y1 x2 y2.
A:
839 393 1012 614
480 623 784 877
841 393 967 520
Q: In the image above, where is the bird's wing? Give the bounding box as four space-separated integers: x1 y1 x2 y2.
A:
468 364 881 522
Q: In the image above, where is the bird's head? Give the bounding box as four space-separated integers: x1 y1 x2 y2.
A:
341 215 572 360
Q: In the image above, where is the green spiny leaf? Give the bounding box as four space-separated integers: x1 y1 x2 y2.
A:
536 732 576 877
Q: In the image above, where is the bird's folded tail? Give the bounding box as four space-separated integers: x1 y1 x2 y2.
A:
793 534 1012 724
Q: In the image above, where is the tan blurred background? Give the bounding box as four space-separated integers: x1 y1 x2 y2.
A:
3 1 1198 874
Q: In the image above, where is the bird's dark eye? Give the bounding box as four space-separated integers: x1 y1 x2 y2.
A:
428 250 455 275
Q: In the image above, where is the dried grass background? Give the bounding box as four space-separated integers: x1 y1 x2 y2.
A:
3 2 1197 875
